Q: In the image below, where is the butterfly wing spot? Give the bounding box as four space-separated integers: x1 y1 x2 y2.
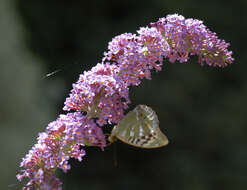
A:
127 132 157 146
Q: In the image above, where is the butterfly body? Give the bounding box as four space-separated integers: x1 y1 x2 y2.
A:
108 105 168 148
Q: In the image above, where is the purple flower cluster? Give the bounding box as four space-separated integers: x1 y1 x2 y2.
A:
17 14 234 190
151 14 234 66
17 112 105 189
64 63 129 126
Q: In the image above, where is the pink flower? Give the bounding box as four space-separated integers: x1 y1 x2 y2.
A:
151 14 234 66
17 112 105 189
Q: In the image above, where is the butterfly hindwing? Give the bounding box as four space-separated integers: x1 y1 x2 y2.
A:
109 105 168 148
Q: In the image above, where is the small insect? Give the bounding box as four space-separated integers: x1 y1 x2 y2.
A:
108 105 169 148
43 69 62 79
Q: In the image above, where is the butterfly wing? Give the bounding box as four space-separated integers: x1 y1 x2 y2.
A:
110 105 169 148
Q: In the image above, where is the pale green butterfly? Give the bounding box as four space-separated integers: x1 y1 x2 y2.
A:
108 105 169 148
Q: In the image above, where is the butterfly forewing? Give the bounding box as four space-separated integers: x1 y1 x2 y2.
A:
110 105 169 148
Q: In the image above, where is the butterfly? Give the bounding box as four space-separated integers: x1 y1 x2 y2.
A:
108 105 169 148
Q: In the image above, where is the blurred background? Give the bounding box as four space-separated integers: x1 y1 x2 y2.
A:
1 0 246 189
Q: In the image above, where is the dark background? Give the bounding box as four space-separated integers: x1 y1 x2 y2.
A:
1 0 246 190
